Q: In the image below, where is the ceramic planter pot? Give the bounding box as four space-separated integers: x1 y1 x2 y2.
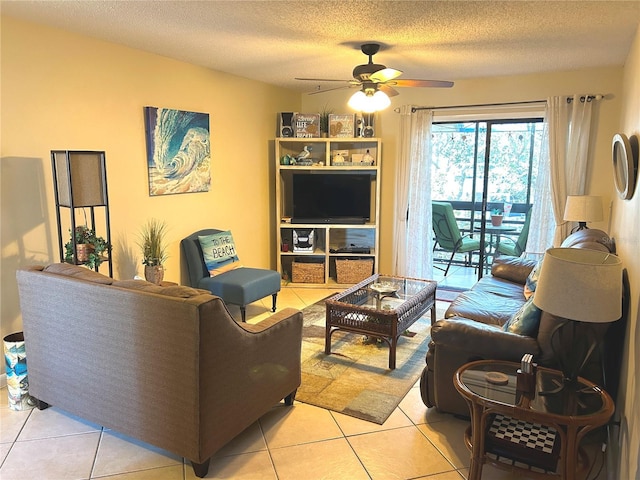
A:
144 265 165 285
75 243 94 263
491 215 504 227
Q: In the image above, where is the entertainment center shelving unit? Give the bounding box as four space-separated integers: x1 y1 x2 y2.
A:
275 138 381 286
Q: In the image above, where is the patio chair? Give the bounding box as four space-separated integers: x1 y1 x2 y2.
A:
432 201 481 276
495 207 532 257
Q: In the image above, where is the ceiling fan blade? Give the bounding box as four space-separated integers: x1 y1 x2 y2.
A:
307 84 355 95
295 77 352 83
369 68 402 83
378 84 399 97
392 79 454 88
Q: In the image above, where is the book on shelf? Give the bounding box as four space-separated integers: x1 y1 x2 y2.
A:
295 113 320 138
328 114 355 137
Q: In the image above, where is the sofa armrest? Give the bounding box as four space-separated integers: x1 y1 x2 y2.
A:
431 316 540 360
241 308 302 334
491 256 537 285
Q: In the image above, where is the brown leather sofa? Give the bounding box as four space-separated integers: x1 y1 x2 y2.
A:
420 229 616 417
16 263 303 478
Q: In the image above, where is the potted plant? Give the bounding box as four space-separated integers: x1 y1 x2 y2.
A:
320 104 333 137
138 218 169 284
490 208 504 226
64 225 110 270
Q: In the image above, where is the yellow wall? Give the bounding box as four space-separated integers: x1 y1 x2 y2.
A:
611 23 640 480
0 16 300 339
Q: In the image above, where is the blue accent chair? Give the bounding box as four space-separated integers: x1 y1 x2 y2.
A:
181 229 281 322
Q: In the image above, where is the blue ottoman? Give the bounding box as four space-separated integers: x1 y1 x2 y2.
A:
198 267 281 322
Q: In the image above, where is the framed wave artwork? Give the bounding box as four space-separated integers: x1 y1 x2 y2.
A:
144 106 211 196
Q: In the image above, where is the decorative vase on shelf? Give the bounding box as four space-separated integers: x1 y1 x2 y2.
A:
144 265 164 285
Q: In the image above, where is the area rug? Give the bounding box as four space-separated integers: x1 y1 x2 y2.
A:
295 299 446 424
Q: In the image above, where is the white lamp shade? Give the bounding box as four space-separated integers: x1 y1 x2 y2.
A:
563 195 603 223
348 89 390 113
348 90 367 111
533 248 622 323
372 90 391 111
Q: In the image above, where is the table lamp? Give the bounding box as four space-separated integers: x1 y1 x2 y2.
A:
563 195 603 232
533 248 621 394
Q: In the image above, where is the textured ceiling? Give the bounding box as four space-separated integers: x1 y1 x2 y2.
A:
3 1 640 93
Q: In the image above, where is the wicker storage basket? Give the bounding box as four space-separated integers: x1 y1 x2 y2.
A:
292 261 325 283
336 258 374 284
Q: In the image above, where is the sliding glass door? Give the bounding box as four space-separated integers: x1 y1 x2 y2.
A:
431 118 544 286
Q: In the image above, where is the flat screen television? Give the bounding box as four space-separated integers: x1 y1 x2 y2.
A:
292 173 371 224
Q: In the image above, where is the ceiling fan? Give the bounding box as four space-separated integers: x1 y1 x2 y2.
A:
296 43 454 103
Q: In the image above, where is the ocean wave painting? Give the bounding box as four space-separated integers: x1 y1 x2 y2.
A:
144 106 211 196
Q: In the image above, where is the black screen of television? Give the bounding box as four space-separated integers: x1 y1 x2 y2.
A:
292 173 371 223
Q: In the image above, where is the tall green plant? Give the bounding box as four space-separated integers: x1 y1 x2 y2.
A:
138 219 168 266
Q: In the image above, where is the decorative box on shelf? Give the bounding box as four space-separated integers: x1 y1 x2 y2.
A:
292 259 325 283
294 113 320 138
336 258 374 284
328 114 355 138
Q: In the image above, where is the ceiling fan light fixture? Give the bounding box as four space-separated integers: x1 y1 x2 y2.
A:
348 90 368 111
372 90 391 110
348 88 390 113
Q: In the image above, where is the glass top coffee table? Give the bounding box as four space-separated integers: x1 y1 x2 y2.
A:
325 274 437 369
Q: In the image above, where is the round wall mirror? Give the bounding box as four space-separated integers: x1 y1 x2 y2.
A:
612 133 637 200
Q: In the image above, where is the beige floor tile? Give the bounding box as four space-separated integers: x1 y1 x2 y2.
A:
93 464 185 479
270 437 370 480
331 406 413 436
213 421 267 457
347 426 456 479
415 470 467 479
0 442 12 464
0 407 32 444
0 431 100 480
417 418 471 469
18 407 101 441
259 402 342 449
0 387 10 408
290 287 341 306
185 450 277 480
398 385 456 425
92 430 182 477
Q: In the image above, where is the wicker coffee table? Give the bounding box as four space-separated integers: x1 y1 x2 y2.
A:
325 274 437 369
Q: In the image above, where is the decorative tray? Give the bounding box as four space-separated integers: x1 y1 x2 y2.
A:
370 282 399 295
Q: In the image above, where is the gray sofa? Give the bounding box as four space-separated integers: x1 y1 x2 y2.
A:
420 229 617 417
16 263 303 478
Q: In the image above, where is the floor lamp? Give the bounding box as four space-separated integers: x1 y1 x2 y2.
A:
563 195 603 233
532 248 622 394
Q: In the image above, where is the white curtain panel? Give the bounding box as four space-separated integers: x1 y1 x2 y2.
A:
392 107 434 279
391 105 413 275
406 109 434 280
537 95 595 248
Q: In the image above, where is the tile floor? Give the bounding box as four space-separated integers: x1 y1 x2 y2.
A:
0 286 605 479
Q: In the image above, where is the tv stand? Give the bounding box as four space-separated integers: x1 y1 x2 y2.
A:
275 137 381 286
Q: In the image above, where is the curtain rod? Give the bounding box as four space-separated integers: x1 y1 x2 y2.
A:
405 95 604 113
